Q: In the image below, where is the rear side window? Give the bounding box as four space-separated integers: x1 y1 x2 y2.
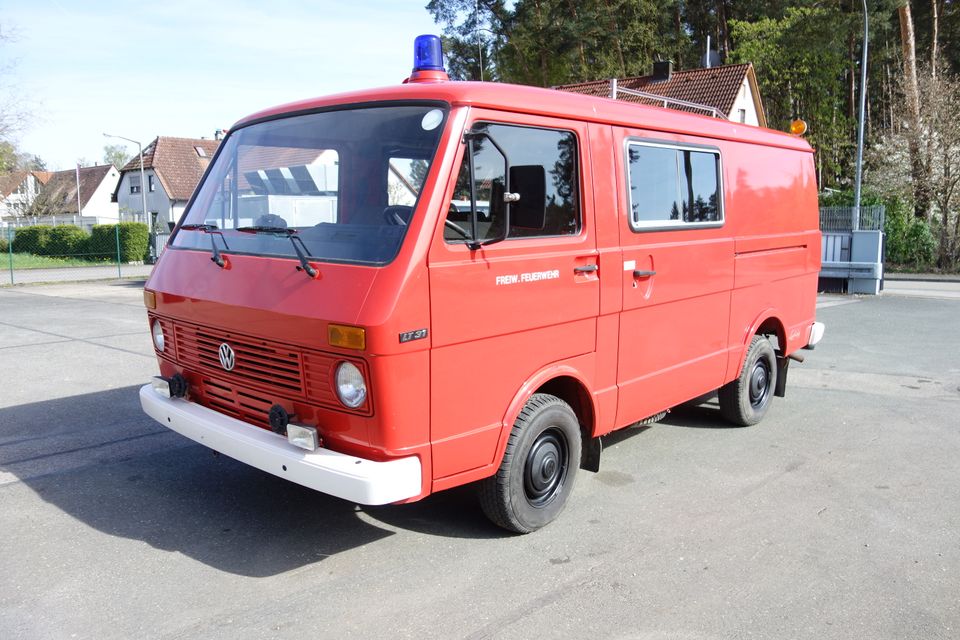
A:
445 123 580 242
626 141 722 230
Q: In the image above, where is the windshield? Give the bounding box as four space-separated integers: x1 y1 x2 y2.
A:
172 104 448 265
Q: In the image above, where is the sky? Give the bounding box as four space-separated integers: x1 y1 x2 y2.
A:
1 0 441 170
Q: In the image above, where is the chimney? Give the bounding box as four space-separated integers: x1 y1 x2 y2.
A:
653 60 673 81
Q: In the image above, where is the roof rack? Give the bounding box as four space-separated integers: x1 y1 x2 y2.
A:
608 78 722 119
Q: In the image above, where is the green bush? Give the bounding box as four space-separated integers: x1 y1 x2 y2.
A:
11 225 53 254
883 198 936 267
45 226 90 258
0 232 8 254
89 222 149 262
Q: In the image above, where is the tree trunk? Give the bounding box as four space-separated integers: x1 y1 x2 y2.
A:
566 0 588 81
675 1 683 68
899 2 930 219
931 0 939 77
848 25 857 125
716 0 730 61
601 0 627 76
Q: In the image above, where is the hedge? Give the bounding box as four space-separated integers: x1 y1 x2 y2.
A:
7 222 150 263
11 225 53 254
46 226 90 257
88 222 149 262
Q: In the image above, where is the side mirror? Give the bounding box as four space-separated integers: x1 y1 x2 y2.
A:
508 165 546 230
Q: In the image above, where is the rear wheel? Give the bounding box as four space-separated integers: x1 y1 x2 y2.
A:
479 394 581 533
718 335 777 426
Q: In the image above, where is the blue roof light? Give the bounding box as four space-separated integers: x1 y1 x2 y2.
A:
413 35 444 72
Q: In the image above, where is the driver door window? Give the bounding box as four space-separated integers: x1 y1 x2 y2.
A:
444 123 579 243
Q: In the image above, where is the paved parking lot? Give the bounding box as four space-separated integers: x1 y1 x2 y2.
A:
1 281 958 639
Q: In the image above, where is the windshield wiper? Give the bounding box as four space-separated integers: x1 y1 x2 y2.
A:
236 226 318 278
180 223 227 268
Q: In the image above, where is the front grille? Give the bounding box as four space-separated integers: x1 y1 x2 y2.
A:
149 315 373 418
175 324 305 397
197 377 273 428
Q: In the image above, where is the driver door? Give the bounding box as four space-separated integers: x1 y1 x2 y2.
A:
426 111 599 480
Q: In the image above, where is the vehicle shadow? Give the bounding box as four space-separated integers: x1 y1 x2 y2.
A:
0 386 504 577
362 485 510 539
658 394 736 429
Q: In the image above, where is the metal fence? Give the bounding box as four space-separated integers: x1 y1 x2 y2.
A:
819 205 885 232
2 224 154 286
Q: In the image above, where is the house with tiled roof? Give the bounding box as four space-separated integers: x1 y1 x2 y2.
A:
0 170 51 226
556 62 767 128
39 165 120 220
114 136 220 232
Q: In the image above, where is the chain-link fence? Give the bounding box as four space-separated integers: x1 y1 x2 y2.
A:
819 205 885 232
2 222 155 286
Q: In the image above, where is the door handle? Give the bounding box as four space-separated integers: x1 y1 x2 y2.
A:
574 264 599 274
633 269 656 278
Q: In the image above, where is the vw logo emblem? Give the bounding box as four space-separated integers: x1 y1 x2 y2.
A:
218 343 236 371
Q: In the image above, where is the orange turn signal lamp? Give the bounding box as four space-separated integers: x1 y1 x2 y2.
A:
328 324 366 350
790 119 808 136
143 289 157 309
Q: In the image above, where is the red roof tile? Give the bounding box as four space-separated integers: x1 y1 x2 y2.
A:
120 137 220 201
0 170 50 198
556 63 765 127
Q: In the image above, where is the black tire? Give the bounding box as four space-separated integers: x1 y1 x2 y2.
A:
718 335 777 426
479 394 582 534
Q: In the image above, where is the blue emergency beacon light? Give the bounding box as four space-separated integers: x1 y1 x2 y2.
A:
408 35 449 83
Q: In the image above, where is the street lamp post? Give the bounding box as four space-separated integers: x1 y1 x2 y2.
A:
852 0 869 232
103 133 149 234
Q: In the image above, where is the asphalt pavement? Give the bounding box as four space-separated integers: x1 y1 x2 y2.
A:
1 280 958 639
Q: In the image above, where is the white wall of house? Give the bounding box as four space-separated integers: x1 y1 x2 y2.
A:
0 174 45 225
729 79 761 127
116 169 178 231
82 167 121 221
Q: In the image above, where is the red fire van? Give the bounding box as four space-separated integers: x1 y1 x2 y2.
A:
140 36 824 533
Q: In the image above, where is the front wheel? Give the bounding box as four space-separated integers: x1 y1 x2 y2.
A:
718 335 777 426
479 394 581 533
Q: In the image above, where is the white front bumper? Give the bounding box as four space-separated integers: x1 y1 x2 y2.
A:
139 384 422 505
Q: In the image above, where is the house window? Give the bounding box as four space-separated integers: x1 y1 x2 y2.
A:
130 175 141 194
626 140 723 230
738 108 747 123
148 175 156 192
195 146 207 157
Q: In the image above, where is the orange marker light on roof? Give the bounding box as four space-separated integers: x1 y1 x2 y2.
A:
790 119 808 136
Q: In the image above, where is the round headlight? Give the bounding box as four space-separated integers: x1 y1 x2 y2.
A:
151 320 165 352
335 361 367 409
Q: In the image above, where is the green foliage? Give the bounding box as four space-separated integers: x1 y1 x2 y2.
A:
885 202 936 267
102 144 131 169
0 232 8 254
89 222 149 262
429 0 683 85
11 225 52 254
11 225 92 258
729 7 853 185
45 226 90 257
6 253 98 270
